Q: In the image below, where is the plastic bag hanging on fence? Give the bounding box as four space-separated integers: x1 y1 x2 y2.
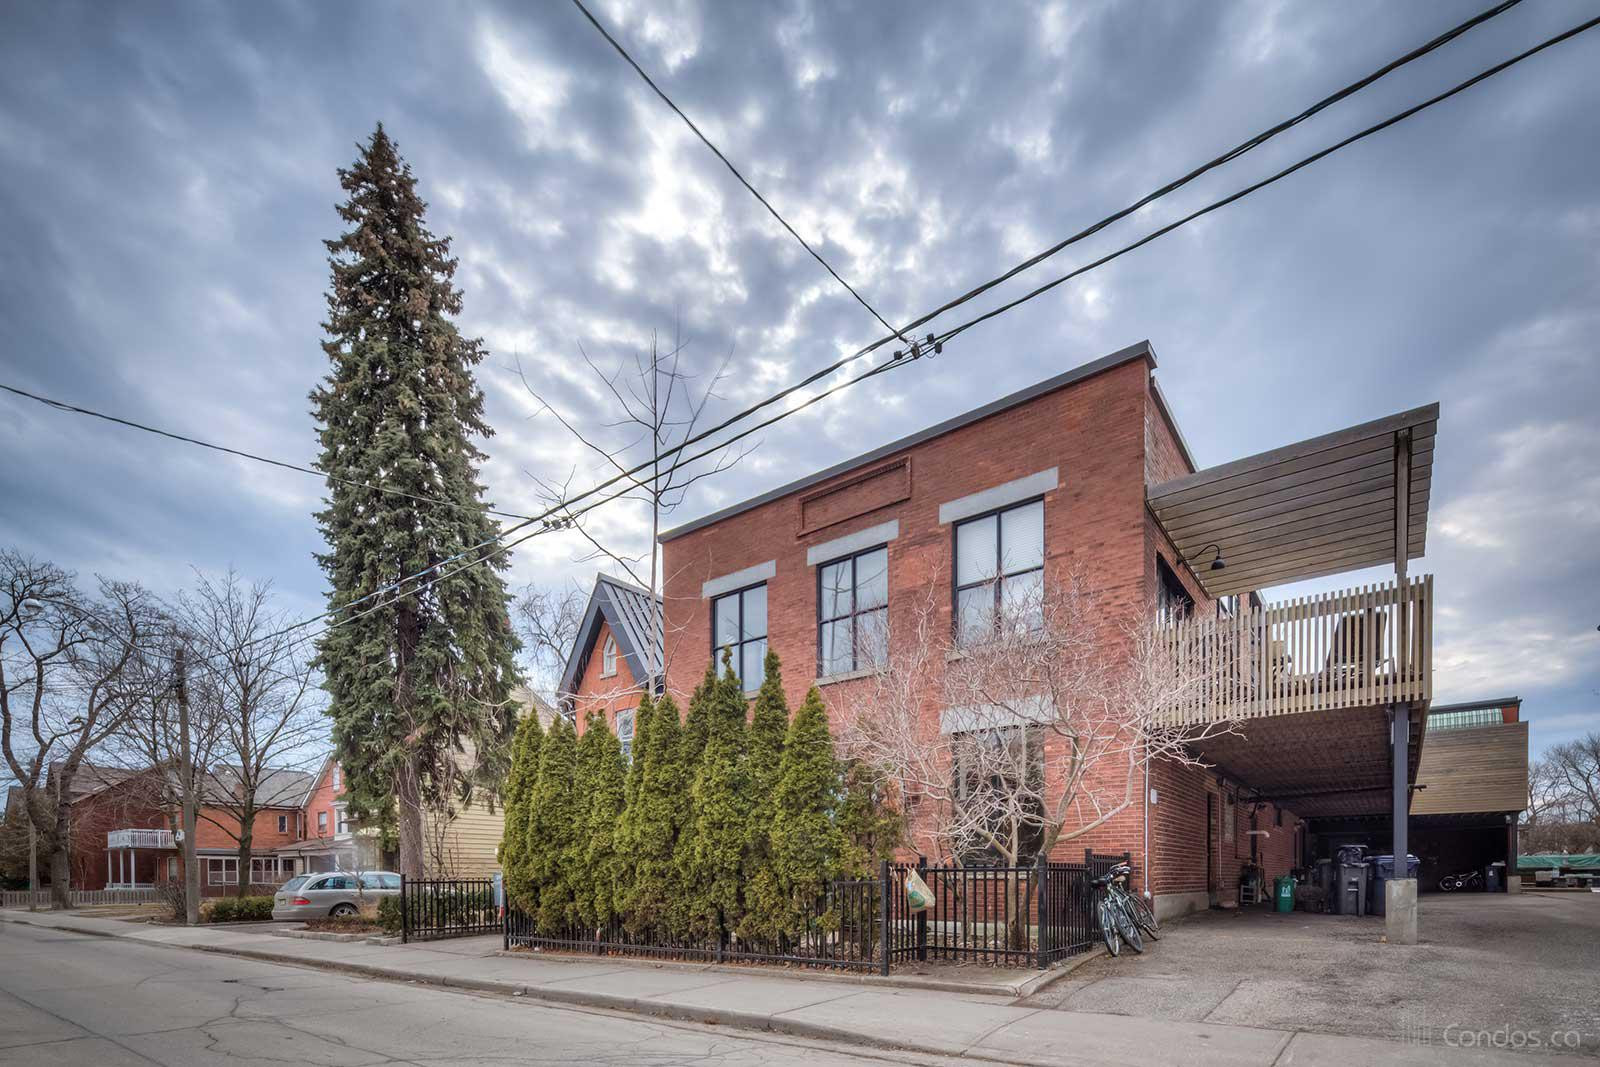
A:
904 869 934 913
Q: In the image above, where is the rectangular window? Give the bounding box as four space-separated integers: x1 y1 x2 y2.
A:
335 809 349 835
207 857 238 886
616 708 636 765
332 765 341 791
711 583 768 691
317 811 328 835
951 726 1044 864
954 499 1044 643
1156 557 1193 625
278 814 288 834
817 545 889 676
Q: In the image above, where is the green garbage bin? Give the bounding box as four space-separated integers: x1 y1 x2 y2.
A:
1274 875 1296 913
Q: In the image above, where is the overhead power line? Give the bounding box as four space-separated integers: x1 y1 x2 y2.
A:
0 382 536 521
569 0 910 344
527 0 1531 513
21 5 1590 676
920 10 1600 353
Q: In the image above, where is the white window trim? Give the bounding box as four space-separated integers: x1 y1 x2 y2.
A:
207 857 239 886
702 560 776 599
805 520 899 566
939 468 1059 525
277 814 288 834
616 708 636 765
600 635 618 678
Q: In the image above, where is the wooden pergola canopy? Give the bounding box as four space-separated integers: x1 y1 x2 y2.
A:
1148 403 1438 597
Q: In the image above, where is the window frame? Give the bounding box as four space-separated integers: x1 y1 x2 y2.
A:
815 544 890 678
317 811 328 835
616 708 636 765
951 497 1046 644
710 581 769 692
1156 556 1194 625
278 814 288 834
335 808 349 835
601 635 618 678
207 857 239 886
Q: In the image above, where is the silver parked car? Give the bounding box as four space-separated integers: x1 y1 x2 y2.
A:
271 871 401 920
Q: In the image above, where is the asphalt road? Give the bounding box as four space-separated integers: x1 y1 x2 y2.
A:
0 921 973 1066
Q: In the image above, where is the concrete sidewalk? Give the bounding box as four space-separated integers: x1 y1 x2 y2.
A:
1 908 1583 1066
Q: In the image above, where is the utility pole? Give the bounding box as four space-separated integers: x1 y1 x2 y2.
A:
175 646 200 926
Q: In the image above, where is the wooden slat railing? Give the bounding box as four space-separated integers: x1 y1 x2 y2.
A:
1159 575 1431 724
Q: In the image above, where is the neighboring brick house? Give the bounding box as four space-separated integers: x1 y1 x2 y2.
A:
632 340 1441 923
560 573 663 760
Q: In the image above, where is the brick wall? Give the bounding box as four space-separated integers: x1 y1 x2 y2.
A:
660 355 1172 870
570 619 643 737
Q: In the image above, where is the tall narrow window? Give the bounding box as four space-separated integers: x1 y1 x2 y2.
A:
1156 557 1193 625
317 811 328 835
601 635 618 678
278 814 288 834
332 765 341 791
712 584 767 690
817 546 889 676
954 499 1044 643
616 708 635 765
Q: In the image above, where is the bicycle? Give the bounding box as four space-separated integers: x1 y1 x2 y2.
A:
1092 862 1152 956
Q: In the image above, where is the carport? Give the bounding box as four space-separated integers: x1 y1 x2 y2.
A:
1149 402 1438 942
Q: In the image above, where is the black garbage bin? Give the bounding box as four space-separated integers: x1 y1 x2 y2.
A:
1369 853 1420 915
1485 863 1502 893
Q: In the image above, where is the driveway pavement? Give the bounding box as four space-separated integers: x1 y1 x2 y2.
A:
1022 892 1600 1056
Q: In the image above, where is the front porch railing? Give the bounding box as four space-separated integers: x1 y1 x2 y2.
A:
1160 575 1431 723
106 829 176 849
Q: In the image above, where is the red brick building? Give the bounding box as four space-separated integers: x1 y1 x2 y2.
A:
567 341 1441 929
48 756 375 896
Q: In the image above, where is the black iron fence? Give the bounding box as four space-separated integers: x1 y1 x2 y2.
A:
400 876 498 943
502 851 1133 972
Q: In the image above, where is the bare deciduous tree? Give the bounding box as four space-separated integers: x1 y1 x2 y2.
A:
512 582 587 704
515 326 750 694
0 550 160 908
177 571 325 897
839 574 1237 868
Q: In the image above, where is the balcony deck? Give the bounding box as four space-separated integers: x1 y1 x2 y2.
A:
1159 575 1432 725
106 828 176 850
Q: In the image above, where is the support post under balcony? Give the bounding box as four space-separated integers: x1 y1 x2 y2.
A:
1387 428 1418 946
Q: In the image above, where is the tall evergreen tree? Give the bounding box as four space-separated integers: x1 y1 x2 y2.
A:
581 717 628 929
683 656 752 939
499 712 544 913
837 760 902 879
670 662 718 933
527 715 577 933
736 651 788 942
767 688 846 933
614 695 654 913
311 124 519 876
625 694 684 935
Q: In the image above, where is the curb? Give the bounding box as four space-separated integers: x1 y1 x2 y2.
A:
0 912 1100 1063
0 914 930 1055
491 945 1070 999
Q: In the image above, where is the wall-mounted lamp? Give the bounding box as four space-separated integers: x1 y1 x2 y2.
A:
1191 544 1226 571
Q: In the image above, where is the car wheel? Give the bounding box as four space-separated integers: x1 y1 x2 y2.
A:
331 903 357 918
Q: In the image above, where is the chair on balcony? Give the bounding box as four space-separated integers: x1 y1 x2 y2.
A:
1322 611 1387 690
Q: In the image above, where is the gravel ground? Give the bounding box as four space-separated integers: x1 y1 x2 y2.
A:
1022 892 1600 1056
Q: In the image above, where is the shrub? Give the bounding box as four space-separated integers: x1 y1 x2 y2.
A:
208 895 274 923
377 895 402 935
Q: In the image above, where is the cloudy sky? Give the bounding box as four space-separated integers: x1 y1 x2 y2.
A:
1 0 1595 758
